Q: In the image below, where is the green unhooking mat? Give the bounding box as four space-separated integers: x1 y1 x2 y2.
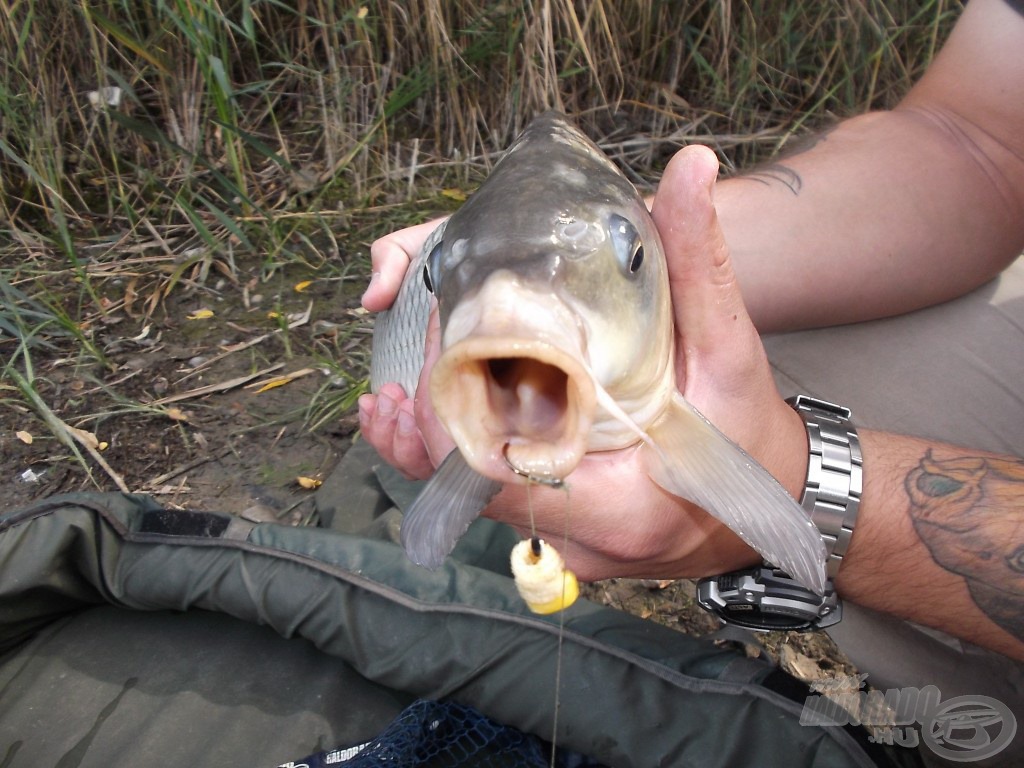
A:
0 443 919 767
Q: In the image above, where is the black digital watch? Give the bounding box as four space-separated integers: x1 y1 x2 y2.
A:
697 565 842 632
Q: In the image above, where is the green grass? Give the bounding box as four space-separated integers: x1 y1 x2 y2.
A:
0 0 962 490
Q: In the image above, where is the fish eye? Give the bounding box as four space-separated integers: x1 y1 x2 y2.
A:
422 241 442 294
608 213 643 277
629 242 644 273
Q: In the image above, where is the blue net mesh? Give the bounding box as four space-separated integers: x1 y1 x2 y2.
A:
285 699 607 768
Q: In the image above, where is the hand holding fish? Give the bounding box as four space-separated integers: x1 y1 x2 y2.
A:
356 3 1024 659
360 134 813 585
360 221 448 480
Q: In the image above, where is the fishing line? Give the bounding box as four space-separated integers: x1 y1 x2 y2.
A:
549 481 572 768
518 473 572 768
502 442 574 766
525 480 538 541
502 440 561 541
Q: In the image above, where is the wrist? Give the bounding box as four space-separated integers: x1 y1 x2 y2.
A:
758 397 813 504
678 397 808 575
696 396 859 631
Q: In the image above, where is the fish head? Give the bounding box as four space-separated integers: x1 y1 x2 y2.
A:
424 113 675 485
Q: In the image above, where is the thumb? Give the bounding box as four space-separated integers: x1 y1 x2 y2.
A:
651 144 753 355
651 146 803 495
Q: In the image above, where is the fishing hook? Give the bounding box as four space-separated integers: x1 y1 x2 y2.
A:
502 443 565 489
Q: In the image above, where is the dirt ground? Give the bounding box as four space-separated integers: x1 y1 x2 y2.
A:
0 251 855 687
578 578 857 682
1 257 363 516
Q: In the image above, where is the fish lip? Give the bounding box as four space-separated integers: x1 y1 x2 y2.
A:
429 335 597 485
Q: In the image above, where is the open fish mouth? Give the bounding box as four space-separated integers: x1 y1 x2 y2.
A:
430 335 597 484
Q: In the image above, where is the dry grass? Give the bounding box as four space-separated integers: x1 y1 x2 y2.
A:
0 0 961 489
1 1 960 239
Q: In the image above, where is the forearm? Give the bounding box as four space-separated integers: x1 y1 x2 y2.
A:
715 111 1023 332
710 0 1024 332
834 430 1024 659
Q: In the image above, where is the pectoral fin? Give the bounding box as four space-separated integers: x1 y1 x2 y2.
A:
400 449 503 568
644 392 827 594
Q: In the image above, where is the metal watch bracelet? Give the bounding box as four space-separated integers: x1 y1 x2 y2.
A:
786 395 863 581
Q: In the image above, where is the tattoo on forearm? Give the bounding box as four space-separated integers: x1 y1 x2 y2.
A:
739 164 803 195
905 451 1024 641
736 124 838 196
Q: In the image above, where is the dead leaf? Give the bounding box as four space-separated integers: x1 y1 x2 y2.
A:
124 277 139 318
15 430 33 445
240 504 282 523
780 645 827 683
640 579 676 590
248 367 317 393
255 377 291 393
212 259 238 284
67 426 101 450
164 407 190 422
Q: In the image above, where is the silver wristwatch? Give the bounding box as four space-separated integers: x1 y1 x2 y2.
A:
787 395 862 580
696 396 861 632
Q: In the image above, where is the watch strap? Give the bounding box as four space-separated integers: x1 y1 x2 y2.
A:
786 395 862 580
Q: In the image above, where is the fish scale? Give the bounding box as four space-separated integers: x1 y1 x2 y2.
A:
370 219 447 398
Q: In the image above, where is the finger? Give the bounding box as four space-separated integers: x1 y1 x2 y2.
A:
651 147 802 485
358 387 436 479
414 307 456 464
392 398 436 480
357 387 403 463
651 146 770 404
362 219 445 312
363 239 410 312
651 145 753 352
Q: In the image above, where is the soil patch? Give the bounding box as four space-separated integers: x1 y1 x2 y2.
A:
0 258 365 519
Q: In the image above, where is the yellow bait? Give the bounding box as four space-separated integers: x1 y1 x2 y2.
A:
510 537 579 614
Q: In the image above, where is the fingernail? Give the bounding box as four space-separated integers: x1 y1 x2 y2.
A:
397 409 416 435
360 272 380 308
357 395 372 424
377 392 396 416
